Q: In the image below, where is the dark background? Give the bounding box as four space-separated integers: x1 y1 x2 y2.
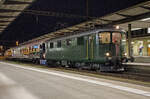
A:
0 0 147 46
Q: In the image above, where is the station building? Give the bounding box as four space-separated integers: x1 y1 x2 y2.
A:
130 28 150 57
126 27 150 62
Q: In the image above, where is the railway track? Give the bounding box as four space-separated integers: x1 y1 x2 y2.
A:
46 65 150 83
4 60 150 86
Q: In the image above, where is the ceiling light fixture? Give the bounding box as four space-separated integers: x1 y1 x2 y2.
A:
140 17 150 21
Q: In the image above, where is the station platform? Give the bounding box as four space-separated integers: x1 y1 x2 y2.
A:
125 62 150 66
124 62 150 76
133 56 150 63
0 62 150 99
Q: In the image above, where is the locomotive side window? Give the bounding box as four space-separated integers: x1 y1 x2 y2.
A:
50 42 54 48
77 37 84 45
66 39 71 46
122 33 126 43
99 32 110 44
57 41 61 48
46 43 48 49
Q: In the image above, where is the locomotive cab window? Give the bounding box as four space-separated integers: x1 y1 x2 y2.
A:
50 42 54 48
112 32 122 44
99 32 110 44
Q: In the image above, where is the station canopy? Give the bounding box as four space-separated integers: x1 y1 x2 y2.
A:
0 0 34 33
1 0 150 45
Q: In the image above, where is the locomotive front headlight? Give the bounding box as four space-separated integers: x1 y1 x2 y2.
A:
123 52 127 56
124 53 127 56
106 52 110 57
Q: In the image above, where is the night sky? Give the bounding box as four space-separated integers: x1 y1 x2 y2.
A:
0 0 147 46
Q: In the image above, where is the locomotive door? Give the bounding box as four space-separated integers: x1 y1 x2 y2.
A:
87 35 94 60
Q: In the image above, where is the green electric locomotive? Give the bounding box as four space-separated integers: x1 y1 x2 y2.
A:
45 27 127 71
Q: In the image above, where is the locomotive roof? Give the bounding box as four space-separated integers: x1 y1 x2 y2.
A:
9 27 125 50
45 27 125 42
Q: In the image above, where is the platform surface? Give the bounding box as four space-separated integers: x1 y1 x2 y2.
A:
125 62 150 66
133 56 150 63
0 62 150 99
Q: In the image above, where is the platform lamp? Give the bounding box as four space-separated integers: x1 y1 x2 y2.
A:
16 41 19 46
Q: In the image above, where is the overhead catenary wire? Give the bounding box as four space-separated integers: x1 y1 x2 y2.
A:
22 9 97 19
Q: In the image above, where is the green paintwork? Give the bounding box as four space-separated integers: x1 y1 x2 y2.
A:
45 32 126 64
46 38 87 62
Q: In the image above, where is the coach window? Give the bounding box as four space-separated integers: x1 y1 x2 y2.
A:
50 42 54 48
99 32 110 44
77 37 84 45
66 39 71 46
46 43 48 49
42 43 46 52
57 41 61 48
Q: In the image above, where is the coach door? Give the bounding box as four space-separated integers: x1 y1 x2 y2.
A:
87 35 94 60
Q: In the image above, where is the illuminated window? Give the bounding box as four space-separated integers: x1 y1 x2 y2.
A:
148 28 150 33
99 32 110 44
34 45 38 49
112 32 121 44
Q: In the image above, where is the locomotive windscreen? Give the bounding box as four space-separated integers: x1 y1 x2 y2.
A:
112 32 121 44
99 32 110 44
